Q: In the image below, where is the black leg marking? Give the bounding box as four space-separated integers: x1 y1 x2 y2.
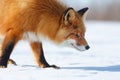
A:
39 44 50 67
40 44 60 69
0 40 15 67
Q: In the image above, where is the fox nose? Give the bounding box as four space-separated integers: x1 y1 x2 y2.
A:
85 45 90 50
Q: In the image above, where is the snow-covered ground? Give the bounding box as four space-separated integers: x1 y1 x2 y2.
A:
0 21 120 80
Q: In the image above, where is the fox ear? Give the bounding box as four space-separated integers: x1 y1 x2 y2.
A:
78 7 89 16
63 8 76 25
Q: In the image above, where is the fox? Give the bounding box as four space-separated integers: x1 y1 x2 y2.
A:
0 0 90 68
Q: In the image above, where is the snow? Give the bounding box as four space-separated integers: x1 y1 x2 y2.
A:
0 21 120 80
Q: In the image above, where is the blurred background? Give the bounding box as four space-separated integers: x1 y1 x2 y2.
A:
60 0 120 21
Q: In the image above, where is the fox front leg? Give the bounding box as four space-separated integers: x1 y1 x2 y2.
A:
30 42 59 69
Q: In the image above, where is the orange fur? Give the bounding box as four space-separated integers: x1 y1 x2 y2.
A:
0 0 89 68
0 0 66 40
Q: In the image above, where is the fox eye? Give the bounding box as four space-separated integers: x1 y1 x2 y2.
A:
74 33 79 37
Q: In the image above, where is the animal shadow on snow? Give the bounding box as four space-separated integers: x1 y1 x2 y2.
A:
18 64 120 72
61 65 120 72
20 65 39 69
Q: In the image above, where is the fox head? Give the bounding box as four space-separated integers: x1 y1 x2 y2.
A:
55 7 90 51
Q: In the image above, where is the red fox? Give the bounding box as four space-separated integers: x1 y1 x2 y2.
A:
0 0 90 68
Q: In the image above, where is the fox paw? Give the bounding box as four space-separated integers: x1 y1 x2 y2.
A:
43 65 60 69
0 65 6 68
0 62 7 68
8 59 17 65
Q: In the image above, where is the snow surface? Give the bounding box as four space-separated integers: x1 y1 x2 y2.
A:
0 21 120 80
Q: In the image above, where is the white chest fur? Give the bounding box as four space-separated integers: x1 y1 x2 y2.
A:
22 32 49 42
23 32 39 42
0 35 5 44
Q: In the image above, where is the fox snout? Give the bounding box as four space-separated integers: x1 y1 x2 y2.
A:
76 37 90 51
85 45 90 50
75 39 90 51
66 32 90 51
64 37 90 51
71 43 90 51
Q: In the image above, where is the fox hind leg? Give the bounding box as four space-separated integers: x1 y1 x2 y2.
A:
0 30 20 68
0 40 15 68
0 41 17 66
8 59 17 65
